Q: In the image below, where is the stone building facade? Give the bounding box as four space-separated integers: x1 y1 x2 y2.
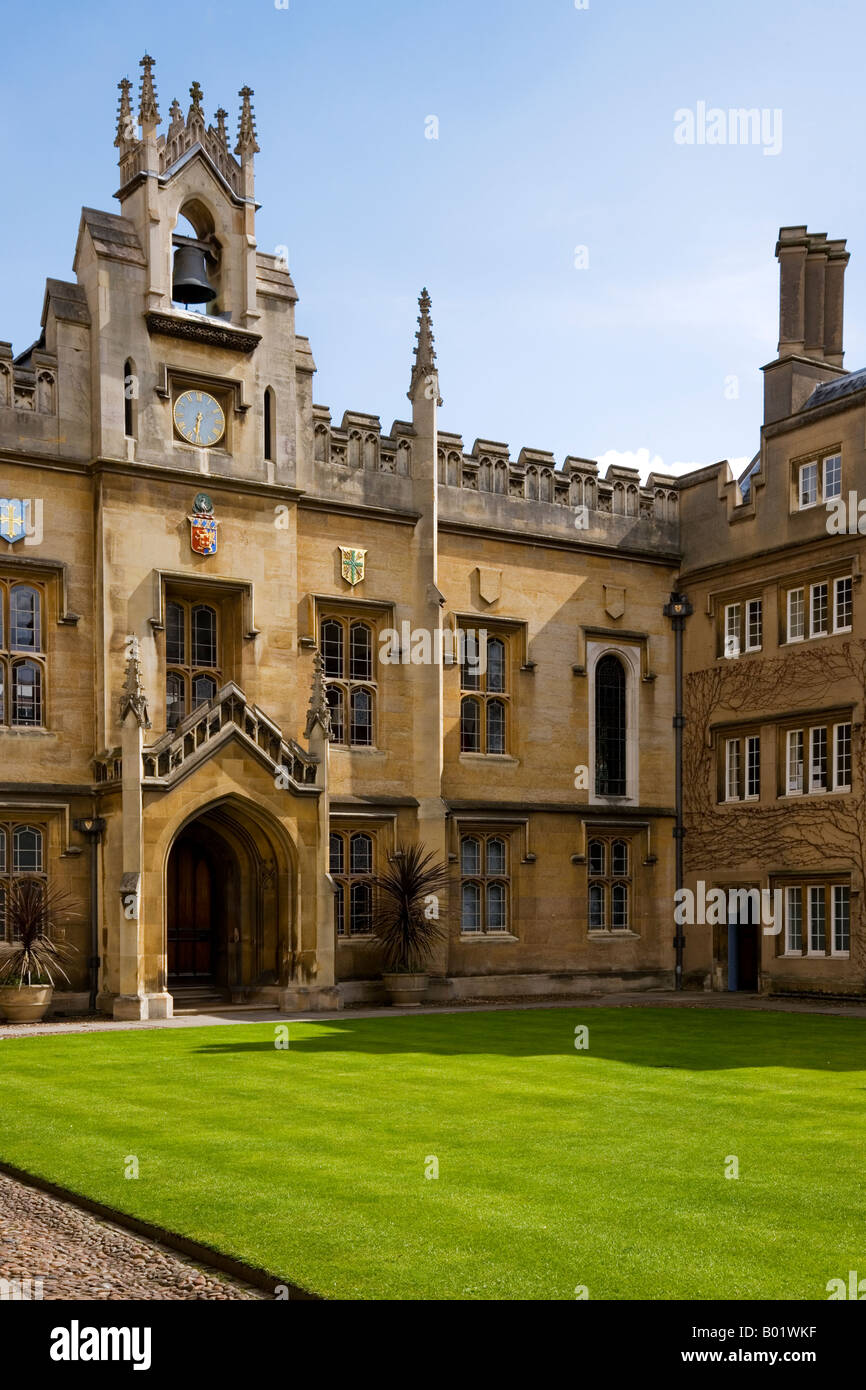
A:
0 58 862 1015
679 228 866 998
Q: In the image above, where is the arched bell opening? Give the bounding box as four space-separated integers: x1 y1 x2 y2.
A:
171 201 223 315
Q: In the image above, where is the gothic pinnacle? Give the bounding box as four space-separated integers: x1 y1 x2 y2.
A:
188 81 205 129
214 108 229 150
408 287 442 404
235 86 260 158
114 78 135 150
138 53 160 128
167 98 184 139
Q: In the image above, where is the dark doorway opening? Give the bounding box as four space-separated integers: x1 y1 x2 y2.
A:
167 835 217 980
728 895 760 991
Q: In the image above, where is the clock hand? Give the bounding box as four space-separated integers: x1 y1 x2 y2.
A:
194 412 202 442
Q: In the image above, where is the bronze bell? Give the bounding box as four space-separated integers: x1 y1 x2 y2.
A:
171 245 217 306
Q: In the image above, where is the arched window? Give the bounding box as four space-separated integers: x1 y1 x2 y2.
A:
320 617 377 748
191 605 217 668
264 387 275 462
326 686 344 744
321 620 344 678
165 597 221 728
192 674 217 706
13 824 43 874
166 671 185 728
460 696 481 752
349 623 373 681
459 832 511 935
10 585 40 650
350 687 373 746
486 638 505 692
12 660 41 726
589 882 605 930
124 358 138 439
595 654 626 796
459 630 509 755
0 824 46 942
166 601 185 666
350 881 372 935
330 829 376 936
587 834 633 934
486 699 506 755
611 882 629 930
0 582 46 728
461 881 481 932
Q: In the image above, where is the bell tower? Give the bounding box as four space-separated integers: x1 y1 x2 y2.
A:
113 55 261 329
71 54 300 484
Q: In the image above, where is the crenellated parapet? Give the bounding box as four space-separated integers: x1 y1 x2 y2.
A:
0 341 57 417
437 434 679 525
0 279 92 460
312 405 414 477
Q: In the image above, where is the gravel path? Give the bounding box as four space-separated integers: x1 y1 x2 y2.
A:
0 1172 267 1300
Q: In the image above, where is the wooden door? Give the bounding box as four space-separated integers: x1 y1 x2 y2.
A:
167 840 214 978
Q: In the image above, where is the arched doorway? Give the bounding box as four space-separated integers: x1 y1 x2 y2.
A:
165 799 293 1002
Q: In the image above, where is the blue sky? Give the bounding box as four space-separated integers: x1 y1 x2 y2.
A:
1 0 863 478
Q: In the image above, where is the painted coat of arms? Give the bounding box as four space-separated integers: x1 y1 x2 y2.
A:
0 499 27 544
340 546 366 586
188 493 219 556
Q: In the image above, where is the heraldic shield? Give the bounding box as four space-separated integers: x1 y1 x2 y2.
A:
188 493 219 556
0 499 27 544
340 547 366 586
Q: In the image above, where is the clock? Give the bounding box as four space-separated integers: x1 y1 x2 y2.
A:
173 389 226 448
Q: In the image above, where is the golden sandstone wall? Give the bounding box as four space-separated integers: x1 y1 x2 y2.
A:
3 61 863 1013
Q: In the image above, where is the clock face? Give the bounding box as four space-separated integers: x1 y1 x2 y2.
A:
173 390 226 448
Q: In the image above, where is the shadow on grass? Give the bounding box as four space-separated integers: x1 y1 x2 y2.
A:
190 1007 866 1071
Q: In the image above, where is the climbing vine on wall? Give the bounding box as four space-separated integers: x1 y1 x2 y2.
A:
683 640 866 976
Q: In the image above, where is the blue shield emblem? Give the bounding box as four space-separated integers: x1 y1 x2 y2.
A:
0 499 26 544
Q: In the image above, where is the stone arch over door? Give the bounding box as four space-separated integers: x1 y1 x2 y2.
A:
163 795 295 998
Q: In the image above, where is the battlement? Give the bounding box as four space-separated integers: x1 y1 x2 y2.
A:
0 341 57 417
437 434 679 523
312 404 414 477
308 402 678 529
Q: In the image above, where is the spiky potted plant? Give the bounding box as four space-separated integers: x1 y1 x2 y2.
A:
0 879 79 1023
373 842 449 1006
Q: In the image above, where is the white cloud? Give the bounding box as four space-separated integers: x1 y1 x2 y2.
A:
596 448 751 483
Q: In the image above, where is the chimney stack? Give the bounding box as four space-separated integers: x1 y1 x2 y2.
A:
762 226 849 424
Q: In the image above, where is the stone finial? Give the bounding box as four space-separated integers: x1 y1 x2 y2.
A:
214 108 229 150
115 78 136 151
408 287 442 404
120 636 151 730
138 54 160 128
188 81 205 130
304 649 333 740
167 98 185 139
235 86 260 159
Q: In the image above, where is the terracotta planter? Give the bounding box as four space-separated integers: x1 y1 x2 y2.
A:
382 972 429 1007
0 984 53 1023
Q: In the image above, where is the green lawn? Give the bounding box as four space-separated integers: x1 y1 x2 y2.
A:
1 1007 864 1300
